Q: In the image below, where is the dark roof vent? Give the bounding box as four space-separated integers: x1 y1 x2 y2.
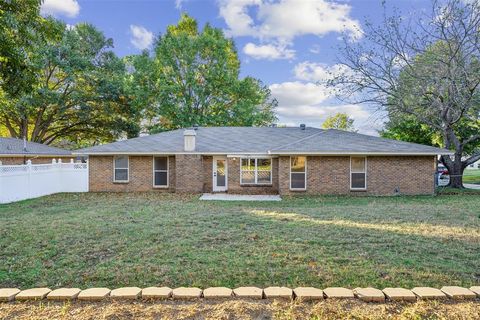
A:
193 124 199 130
300 124 306 130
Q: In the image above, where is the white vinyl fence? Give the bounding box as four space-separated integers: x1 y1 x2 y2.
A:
0 160 88 204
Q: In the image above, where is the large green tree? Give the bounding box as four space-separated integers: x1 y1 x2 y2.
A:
149 14 276 131
330 0 480 188
0 0 44 99
0 19 142 146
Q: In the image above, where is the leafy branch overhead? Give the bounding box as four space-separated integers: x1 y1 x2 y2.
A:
329 0 480 188
149 14 277 132
0 9 277 147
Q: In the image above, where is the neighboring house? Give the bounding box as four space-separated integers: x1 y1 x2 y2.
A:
0 137 73 165
466 158 480 170
75 126 452 196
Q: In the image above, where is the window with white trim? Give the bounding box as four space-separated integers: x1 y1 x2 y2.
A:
240 158 272 184
350 156 367 190
114 156 129 182
153 156 169 187
290 156 306 190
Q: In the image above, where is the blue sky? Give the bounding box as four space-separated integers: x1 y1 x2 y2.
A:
40 0 434 135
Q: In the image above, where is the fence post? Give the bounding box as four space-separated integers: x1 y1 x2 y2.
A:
26 160 32 199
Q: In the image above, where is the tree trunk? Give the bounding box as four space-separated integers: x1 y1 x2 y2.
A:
444 154 465 188
449 172 463 188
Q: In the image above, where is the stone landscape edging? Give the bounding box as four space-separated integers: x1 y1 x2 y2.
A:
0 286 479 303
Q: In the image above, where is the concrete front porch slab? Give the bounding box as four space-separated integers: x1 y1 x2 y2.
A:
200 193 282 201
0 288 20 302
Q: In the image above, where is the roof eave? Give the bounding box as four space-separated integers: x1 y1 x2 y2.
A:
269 151 454 156
73 150 454 156
0 153 72 157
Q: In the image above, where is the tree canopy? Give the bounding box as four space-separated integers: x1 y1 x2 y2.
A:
330 0 480 187
0 19 142 147
148 14 277 132
1 10 278 147
322 113 356 131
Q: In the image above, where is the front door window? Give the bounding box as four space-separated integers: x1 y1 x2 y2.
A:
213 157 228 192
216 159 226 187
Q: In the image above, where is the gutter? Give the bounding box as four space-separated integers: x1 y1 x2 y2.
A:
73 151 454 156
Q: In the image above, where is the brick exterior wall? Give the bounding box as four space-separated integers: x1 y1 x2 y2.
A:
367 156 435 195
175 154 205 193
0 156 74 165
89 156 175 192
88 154 435 196
227 157 279 194
203 156 213 193
279 156 435 196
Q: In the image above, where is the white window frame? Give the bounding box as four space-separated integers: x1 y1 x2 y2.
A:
240 157 273 185
113 155 129 183
350 156 367 190
153 156 169 188
290 156 307 190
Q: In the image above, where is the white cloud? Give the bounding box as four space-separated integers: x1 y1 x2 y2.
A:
129 25 154 50
175 0 185 9
219 0 362 41
269 81 333 106
243 42 295 60
294 61 349 82
269 80 375 134
41 0 80 18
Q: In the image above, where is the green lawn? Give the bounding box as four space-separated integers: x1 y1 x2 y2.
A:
464 169 480 185
0 193 479 289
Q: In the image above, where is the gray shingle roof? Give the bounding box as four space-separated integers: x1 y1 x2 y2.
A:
75 126 452 155
0 137 72 156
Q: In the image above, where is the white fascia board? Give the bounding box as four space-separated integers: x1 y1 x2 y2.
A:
73 151 271 156
73 150 453 156
269 151 454 156
0 154 71 157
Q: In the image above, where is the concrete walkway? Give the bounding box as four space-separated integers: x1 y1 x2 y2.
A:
464 183 480 190
200 193 282 201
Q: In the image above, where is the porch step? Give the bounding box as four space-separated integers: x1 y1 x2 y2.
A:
200 193 282 201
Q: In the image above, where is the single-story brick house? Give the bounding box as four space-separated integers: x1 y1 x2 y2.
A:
0 137 73 165
76 126 452 196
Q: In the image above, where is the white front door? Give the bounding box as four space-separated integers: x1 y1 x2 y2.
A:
213 156 228 192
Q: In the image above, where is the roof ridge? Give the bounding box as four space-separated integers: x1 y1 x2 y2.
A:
268 129 326 152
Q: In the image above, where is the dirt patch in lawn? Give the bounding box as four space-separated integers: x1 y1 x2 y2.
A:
0 299 479 320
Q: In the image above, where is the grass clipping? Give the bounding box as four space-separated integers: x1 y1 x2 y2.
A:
0 299 479 320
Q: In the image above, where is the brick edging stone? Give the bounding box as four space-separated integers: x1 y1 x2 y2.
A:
0 286 479 303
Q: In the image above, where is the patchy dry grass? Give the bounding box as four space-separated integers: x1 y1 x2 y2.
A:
0 193 479 289
0 299 479 320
